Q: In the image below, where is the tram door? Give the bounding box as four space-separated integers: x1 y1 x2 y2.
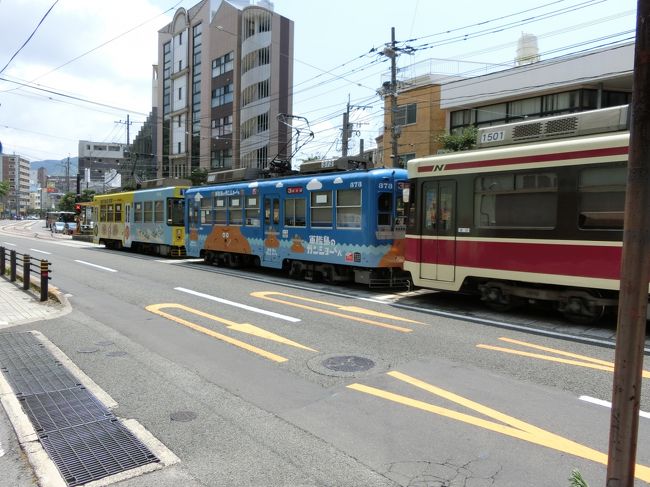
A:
263 195 281 262
419 180 456 281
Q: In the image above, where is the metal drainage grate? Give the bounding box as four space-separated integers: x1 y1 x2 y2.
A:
40 419 158 487
0 332 159 486
19 387 114 433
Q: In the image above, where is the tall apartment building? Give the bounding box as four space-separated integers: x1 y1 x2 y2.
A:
156 0 294 179
0 153 30 216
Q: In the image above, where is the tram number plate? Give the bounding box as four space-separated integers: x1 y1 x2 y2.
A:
480 130 506 144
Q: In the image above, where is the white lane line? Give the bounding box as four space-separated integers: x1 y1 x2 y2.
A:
2 242 16 246
579 395 650 419
30 248 51 255
74 260 118 273
175 286 301 323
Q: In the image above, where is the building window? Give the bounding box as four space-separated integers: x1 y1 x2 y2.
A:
395 103 417 126
211 51 234 77
212 115 233 137
178 87 182 100
211 149 232 169
211 83 233 107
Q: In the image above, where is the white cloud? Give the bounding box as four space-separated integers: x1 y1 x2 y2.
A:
275 182 284 188
333 177 343 184
248 181 259 188
306 178 322 190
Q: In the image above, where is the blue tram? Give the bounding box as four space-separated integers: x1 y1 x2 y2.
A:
185 165 409 286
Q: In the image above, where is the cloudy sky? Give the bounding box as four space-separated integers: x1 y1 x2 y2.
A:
0 0 637 164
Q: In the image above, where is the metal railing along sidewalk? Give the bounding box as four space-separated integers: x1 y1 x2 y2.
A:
0 246 51 302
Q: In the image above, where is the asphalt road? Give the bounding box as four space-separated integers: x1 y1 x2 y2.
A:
1 219 649 486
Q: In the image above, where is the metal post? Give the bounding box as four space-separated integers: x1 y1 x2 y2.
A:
22 254 30 290
606 1 650 484
40 260 49 302
10 249 16 282
0 246 5 275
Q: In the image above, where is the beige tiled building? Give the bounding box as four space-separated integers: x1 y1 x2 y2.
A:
155 0 294 179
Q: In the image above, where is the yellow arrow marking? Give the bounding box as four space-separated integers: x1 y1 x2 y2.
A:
251 291 418 333
477 337 650 378
146 303 317 363
348 371 650 482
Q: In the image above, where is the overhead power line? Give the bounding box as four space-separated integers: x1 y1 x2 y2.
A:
0 0 60 75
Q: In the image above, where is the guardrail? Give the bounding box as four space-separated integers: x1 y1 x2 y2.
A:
0 246 51 301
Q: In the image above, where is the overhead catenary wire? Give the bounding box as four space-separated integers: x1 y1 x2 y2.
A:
0 0 60 75
0 0 633 161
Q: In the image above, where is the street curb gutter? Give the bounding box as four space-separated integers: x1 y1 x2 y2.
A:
0 331 180 487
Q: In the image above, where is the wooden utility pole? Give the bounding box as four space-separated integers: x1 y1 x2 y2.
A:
389 27 399 167
606 1 650 484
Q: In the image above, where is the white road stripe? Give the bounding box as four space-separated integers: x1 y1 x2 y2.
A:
30 248 51 255
74 260 118 272
175 286 301 323
579 395 650 419
2 242 16 246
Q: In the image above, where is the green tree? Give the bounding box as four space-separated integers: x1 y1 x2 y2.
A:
58 192 77 212
438 126 478 152
190 168 208 186
0 180 9 198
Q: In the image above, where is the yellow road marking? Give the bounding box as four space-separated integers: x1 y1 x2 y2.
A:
477 337 650 378
146 303 317 363
251 291 417 333
348 371 650 482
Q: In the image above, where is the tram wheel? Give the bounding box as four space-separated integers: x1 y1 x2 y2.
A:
560 294 606 325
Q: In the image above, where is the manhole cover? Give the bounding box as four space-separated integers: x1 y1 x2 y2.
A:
322 355 375 372
170 411 197 422
106 351 127 357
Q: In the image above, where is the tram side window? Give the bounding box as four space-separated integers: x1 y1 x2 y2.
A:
114 204 122 222
134 202 142 222
229 196 243 225
474 172 557 228
311 191 332 228
245 196 260 226
107 204 114 222
167 198 184 226
377 193 392 226
154 200 164 223
336 189 361 228
100 204 107 222
578 166 626 230
200 196 212 224
143 201 153 222
284 198 306 227
215 196 227 224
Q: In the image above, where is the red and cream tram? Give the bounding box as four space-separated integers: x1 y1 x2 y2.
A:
403 105 637 323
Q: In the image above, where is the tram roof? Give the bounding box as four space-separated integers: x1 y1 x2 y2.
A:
408 131 629 178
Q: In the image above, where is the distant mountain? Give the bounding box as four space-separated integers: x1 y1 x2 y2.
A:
31 157 78 176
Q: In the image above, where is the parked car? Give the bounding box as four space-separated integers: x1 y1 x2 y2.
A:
53 221 66 233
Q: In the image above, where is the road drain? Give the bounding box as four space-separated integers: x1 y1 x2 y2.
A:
0 332 159 486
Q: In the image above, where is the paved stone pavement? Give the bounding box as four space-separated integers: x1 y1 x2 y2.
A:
0 277 69 329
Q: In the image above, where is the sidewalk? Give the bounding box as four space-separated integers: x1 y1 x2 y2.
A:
0 277 69 328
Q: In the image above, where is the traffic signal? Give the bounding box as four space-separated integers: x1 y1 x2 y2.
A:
74 204 82 214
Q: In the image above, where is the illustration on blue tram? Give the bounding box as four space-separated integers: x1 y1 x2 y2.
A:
185 164 409 286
